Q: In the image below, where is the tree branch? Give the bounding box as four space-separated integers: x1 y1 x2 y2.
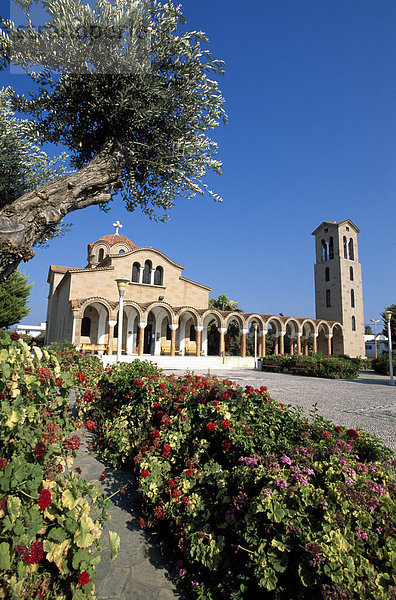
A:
0 141 125 280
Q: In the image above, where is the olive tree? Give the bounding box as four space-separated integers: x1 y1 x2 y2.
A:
0 0 226 278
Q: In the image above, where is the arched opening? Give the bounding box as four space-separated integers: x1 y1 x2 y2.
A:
332 324 344 355
177 311 198 355
352 316 356 331
154 266 163 285
81 316 91 337
326 289 331 307
348 238 354 260
132 262 140 283
317 324 330 355
302 321 315 355
329 237 334 259
350 266 354 281
224 316 243 356
285 320 298 355
119 249 125 254
325 267 330 282
246 320 262 356
143 260 152 284
267 318 282 355
351 289 355 308
98 248 105 262
203 313 221 356
321 240 327 262
343 236 348 259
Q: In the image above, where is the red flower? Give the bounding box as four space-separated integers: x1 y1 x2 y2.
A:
163 417 171 426
154 506 163 519
141 469 149 478
76 372 85 382
25 541 43 564
182 496 189 504
0 458 8 469
83 390 95 402
222 440 231 451
213 400 220 405
221 420 231 429
162 443 171 458
279 403 284 409
99 470 107 481
75 467 82 474
78 571 90 587
172 489 182 499
221 393 229 400
134 378 144 387
84 420 95 431
335 426 342 432
159 383 166 390
260 386 268 392
10 332 20 341
139 519 146 528
38 489 52 510
34 442 47 457
54 379 63 387
154 402 161 409
347 428 360 439
150 430 160 438
186 469 194 477
206 422 217 432
168 479 176 489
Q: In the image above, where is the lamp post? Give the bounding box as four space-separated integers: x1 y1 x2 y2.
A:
370 318 380 358
384 311 394 386
115 278 129 362
253 322 258 370
71 308 79 345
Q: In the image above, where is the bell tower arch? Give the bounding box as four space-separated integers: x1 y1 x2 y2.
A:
312 220 365 357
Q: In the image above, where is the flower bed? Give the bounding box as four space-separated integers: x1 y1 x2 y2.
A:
260 354 361 379
0 333 119 599
79 360 396 600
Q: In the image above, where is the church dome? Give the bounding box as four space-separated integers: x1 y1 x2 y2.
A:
87 233 139 267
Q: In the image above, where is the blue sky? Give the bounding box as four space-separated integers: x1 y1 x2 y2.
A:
2 0 395 329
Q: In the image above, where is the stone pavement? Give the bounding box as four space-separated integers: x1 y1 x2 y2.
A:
74 368 395 600
74 429 181 600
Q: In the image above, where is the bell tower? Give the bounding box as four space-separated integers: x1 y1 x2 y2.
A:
312 220 365 357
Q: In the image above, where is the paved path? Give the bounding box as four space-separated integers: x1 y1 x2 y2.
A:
74 369 395 599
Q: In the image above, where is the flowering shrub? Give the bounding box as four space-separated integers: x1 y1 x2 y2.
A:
85 362 395 600
0 333 119 599
260 353 361 379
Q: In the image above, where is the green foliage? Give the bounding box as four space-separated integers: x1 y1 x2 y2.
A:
365 325 373 335
260 353 361 379
209 295 242 312
81 363 395 600
0 269 32 328
382 305 396 347
1 0 227 221
372 352 396 376
0 332 118 599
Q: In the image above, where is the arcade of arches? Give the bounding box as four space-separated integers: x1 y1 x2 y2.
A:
72 299 345 358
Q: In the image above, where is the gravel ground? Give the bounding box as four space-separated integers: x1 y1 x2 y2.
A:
165 368 396 451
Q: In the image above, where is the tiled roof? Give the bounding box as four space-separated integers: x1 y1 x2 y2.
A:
89 234 138 250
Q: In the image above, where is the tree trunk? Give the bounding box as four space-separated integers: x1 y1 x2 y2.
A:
0 141 124 280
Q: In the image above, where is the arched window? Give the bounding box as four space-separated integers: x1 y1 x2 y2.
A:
98 248 104 262
351 289 355 308
343 236 348 259
189 324 196 342
119 249 125 254
154 266 163 286
350 266 354 281
132 262 140 282
143 260 152 284
325 267 330 282
81 317 91 337
348 238 354 260
329 237 334 259
326 289 331 307
352 316 356 331
321 240 327 262
166 324 171 340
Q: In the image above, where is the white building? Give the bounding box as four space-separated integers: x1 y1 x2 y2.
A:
364 334 388 358
16 322 46 338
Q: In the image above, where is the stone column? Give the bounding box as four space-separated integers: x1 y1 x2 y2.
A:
326 334 333 356
261 331 267 357
218 327 227 358
107 320 117 355
304 338 309 355
279 331 286 355
290 337 294 355
297 332 302 355
274 336 279 355
170 324 178 356
139 266 144 284
258 335 263 357
313 333 318 353
138 322 146 356
195 326 203 357
240 328 248 358
150 269 156 285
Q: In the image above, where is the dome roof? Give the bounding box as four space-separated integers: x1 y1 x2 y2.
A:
89 234 138 251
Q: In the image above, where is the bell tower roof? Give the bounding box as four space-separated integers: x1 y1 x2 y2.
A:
89 234 138 251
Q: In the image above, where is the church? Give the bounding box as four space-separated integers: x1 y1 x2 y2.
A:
45 219 365 361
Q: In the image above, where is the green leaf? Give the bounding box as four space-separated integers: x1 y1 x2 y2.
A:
6 495 21 522
0 542 11 570
109 531 120 561
48 527 67 542
72 549 91 570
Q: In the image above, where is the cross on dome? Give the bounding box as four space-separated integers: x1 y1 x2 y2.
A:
112 220 123 235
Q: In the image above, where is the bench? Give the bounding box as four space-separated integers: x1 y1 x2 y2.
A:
261 360 283 371
292 362 317 374
161 346 181 355
80 344 107 354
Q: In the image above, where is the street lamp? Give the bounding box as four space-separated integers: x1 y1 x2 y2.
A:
253 322 258 370
115 278 129 362
71 308 79 345
370 318 380 359
384 311 394 386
